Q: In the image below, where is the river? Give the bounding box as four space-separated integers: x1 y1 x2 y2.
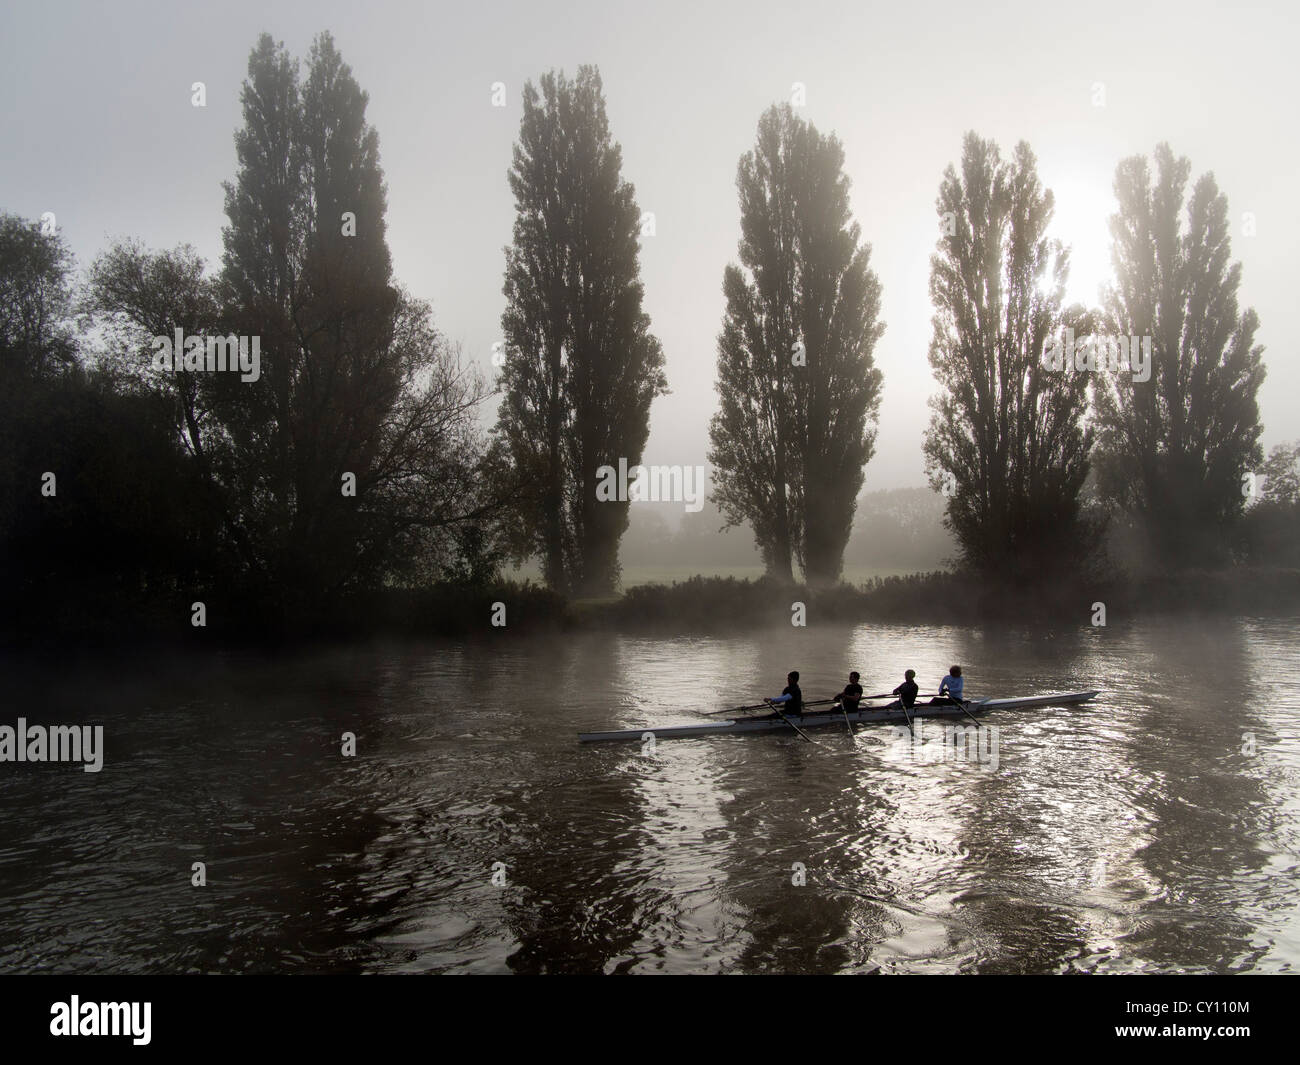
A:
1 615 1297 974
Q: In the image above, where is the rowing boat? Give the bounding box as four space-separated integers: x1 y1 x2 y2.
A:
577 690 1100 743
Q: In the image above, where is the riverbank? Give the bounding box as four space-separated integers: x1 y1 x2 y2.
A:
5 567 1300 653
582 567 1300 632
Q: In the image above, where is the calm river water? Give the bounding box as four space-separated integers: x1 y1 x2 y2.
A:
2 615 1298 974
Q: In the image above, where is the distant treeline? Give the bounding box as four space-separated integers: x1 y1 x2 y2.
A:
620 488 957 573
2 32 1298 649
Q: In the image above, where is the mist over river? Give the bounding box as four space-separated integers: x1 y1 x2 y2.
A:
1 615 1298 974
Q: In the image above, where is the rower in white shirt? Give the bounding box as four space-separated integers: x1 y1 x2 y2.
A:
936 665 964 704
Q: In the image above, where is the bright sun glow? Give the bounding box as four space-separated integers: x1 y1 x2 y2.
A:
1044 175 1118 309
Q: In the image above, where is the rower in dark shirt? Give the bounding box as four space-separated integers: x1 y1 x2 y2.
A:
836 671 864 713
769 671 803 715
891 669 918 709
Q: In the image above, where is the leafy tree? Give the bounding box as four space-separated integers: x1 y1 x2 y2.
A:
923 133 1096 580
0 213 77 379
84 240 237 565
1259 441 1298 506
1096 143 1265 568
709 104 884 584
1239 442 1300 566
0 214 80 560
0 217 199 638
495 66 666 596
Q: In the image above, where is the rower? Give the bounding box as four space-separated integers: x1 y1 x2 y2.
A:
890 669 918 710
769 671 803 715
935 665 963 705
835 671 864 713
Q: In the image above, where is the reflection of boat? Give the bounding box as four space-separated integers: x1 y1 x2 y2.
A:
577 690 1101 743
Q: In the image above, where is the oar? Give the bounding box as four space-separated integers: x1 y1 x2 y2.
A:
952 697 984 729
868 688 916 731
764 699 819 744
953 696 991 729
703 701 769 717
927 680 983 728
705 697 835 717
900 697 914 735
835 699 855 740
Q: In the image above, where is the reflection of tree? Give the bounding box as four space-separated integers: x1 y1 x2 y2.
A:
492 784 653 974
718 629 893 974
1107 621 1279 971
488 634 659 973
0 650 400 974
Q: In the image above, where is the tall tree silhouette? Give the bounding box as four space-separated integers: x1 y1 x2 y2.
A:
923 133 1095 580
1 214 79 581
1097 143 1265 568
708 104 884 584
217 32 491 611
495 66 666 596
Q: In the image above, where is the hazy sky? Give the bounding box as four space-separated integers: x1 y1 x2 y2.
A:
2 0 1295 492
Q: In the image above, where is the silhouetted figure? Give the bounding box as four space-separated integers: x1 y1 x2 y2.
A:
836 671 864 712
891 670 918 709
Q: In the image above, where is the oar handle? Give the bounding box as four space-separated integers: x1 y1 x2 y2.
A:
860 692 939 700
764 698 818 744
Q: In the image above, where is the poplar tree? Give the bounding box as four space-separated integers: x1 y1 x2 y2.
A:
1096 143 1265 567
922 133 1095 579
708 104 884 584
495 66 666 596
